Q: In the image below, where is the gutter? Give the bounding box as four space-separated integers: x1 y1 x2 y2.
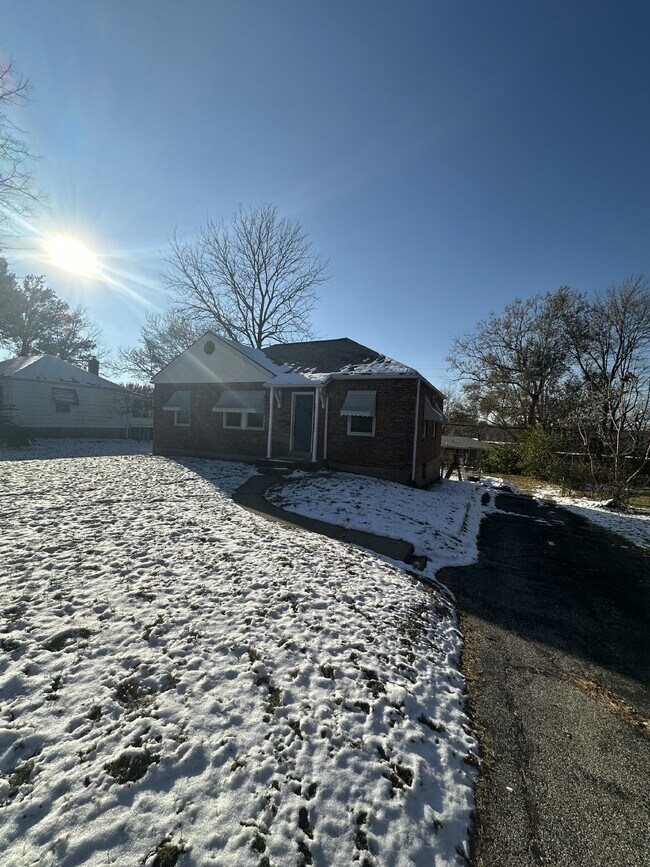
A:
411 379 421 483
311 388 320 463
266 386 274 459
323 393 329 461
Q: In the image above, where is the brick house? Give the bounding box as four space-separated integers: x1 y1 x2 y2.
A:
152 333 446 486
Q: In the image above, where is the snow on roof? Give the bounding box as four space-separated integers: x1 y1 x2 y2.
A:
261 338 419 385
339 356 416 376
263 371 330 387
0 355 119 389
214 334 289 376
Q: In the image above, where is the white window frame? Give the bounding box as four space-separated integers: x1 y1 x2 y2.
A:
174 408 191 427
222 410 265 431
347 414 375 437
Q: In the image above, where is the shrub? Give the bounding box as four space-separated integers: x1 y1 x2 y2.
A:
482 441 523 475
0 410 31 448
519 428 564 479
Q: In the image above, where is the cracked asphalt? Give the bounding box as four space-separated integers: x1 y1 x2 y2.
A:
440 492 650 867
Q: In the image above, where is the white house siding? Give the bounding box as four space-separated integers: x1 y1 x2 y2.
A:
0 377 132 437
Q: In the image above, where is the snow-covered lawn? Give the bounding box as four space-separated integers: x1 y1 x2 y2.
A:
0 445 478 866
0 437 152 462
268 472 492 581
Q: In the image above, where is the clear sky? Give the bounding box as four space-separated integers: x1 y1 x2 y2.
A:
1 1 649 387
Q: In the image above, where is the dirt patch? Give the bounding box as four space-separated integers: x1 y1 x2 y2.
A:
105 748 160 784
143 838 185 866
571 675 650 738
44 627 92 651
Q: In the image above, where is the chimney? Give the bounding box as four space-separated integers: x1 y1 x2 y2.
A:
87 356 99 376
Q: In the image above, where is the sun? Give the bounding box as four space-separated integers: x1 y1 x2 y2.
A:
47 236 98 277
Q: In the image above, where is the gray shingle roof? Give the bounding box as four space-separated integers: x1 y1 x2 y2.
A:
263 338 385 374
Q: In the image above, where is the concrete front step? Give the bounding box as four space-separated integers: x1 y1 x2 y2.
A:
256 458 320 472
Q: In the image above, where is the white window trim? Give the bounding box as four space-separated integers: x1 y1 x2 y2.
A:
174 409 190 427
223 411 265 431
347 415 375 437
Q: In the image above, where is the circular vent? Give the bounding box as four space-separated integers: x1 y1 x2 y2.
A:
204 340 215 355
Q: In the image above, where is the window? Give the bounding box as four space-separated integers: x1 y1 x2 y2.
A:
224 411 243 429
162 390 191 426
348 415 375 436
423 419 437 439
341 390 376 438
52 387 79 414
223 411 265 430
247 412 264 430
214 391 266 430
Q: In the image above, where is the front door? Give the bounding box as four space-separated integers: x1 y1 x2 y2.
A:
291 393 314 455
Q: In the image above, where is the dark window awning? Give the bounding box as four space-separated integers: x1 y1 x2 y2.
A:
52 387 79 405
424 399 447 423
340 390 376 417
212 390 265 414
163 390 191 412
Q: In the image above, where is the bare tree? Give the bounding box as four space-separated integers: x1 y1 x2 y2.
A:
0 61 40 241
161 203 328 348
562 276 650 492
115 309 203 382
447 290 573 434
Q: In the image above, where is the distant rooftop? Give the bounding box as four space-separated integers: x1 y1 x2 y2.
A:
0 355 118 388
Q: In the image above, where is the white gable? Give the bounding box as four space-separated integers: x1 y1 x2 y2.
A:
153 333 282 384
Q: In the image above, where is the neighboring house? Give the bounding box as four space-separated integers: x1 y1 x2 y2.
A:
0 355 153 440
153 333 446 485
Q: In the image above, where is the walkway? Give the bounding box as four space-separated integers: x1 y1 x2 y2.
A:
233 472 415 563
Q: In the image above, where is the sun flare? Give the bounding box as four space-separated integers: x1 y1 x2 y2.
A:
47 236 98 277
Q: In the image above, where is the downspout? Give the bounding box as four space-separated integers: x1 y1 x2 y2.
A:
311 388 320 463
323 393 329 461
266 387 274 459
411 379 421 483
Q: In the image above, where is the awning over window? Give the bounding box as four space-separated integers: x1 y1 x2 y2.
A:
52 387 79 405
162 390 191 412
424 399 448 423
340 390 376 417
212 390 265 414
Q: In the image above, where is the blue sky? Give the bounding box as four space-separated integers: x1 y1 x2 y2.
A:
1 1 649 386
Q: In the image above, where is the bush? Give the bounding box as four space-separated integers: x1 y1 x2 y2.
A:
519 428 564 479
0 411 31 448
482 441 523 475
482 428 566 480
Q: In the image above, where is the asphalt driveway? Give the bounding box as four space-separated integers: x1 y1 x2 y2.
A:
440 492 650 867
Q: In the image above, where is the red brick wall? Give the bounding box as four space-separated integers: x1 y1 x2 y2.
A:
154 382 269 458
153 378 442 485
325 379 418 476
